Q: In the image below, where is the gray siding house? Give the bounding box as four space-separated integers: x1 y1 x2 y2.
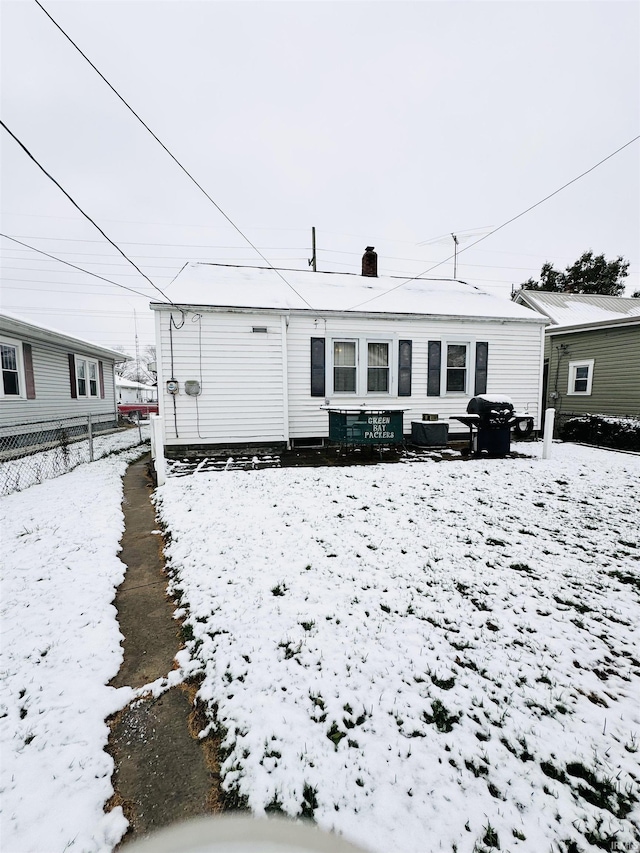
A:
1 312 125 435
513 292 640 419
151 255 547 455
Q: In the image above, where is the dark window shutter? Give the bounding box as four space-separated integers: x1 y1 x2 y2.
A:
310 337 325 397
398 340 412 397
98 361 105 398
427 341 441 396
475 342 488 395
68 353 77 398
23 343 36 399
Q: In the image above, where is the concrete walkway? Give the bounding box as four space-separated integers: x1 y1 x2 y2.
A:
107 454 221 845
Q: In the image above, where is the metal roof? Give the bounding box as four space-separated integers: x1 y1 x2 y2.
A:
514 291 640 329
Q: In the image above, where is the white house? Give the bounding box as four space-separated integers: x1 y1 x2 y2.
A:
151 252 548 455
1 311 124 430
116 376 158 405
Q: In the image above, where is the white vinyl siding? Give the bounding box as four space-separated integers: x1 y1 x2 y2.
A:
286 316 544 438
157 310 287 445
152 307 545 445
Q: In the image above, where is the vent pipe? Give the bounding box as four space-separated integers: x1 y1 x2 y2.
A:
362 246 378 277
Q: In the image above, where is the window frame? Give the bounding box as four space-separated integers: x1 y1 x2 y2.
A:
330 336 395 396
1 336 25 399
75 355 100 399
443 341 470 395
567 359 594 396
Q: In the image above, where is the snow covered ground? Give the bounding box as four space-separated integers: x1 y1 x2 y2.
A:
0 422 150 497
156 443 640 853
0 445 148 853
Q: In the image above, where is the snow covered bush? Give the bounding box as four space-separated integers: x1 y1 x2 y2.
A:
559 414 640 451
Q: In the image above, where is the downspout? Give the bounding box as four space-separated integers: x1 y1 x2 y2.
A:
552 343 570 414
281 314 290 449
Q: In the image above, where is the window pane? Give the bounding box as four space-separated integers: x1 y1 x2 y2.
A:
3 369 19 395
368 342 388 367
574 378 588 392
575 366 589 380
447 369 466 392
334 366 356 392
1 344 19 395
334 341 356 367
77 359 86 396
368 368 389 392
1 344 17 371
447 344 467 368
89 362 98 396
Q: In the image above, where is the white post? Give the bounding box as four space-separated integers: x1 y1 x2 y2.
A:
150 414 166 486
542 408 555 459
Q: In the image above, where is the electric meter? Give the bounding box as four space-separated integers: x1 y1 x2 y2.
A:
166 379 179 394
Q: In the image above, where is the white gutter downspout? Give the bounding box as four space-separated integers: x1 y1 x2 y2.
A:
281 314 290 449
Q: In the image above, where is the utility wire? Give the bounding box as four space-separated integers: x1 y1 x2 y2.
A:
349 134 640 310
0 120 175 305
0 233 165 300
34 0 314 309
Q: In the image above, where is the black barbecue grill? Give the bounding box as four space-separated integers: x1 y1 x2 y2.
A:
452 395 534 457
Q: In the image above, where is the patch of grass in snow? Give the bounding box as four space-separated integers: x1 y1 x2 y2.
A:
278 640 302 661
423 699 461 733
271 582 287 596
429 671 456 690
566 762 636 819
473 821 500 851
609 569 640 593
301 784 318 819
327 721 346 749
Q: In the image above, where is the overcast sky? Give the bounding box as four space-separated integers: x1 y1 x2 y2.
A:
1 0 638 355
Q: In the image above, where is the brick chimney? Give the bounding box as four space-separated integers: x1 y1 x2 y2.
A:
362 246 378 277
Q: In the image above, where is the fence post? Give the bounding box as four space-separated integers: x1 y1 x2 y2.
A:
137 409 142 443
150 414 166 486
87 413 94 462
542 408 555 459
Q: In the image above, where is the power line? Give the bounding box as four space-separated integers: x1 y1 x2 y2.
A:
349 134 640 310
0 121 175 305
0 233 164 298
3 234 309 250
34 0 314 310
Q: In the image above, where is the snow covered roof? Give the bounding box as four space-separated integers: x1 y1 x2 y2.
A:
115 376 155 390
152 263 546 323
514 291 640 331
0 311 127 360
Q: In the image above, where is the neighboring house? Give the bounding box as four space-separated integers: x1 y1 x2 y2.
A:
150 251 547 456
513 291 640 419
116 376 158 417
0 312 125 438
116 376 157 405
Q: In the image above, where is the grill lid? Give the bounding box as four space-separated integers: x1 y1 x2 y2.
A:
467 394 515 416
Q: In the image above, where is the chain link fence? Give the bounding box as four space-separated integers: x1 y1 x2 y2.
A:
0 412 149 496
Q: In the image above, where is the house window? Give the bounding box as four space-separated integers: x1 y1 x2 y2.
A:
331 339 394 395
367 342 389 392
76 357 99 397
568 359 594 395
446 343 468 392
1 339 23 397
333 341 357 393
